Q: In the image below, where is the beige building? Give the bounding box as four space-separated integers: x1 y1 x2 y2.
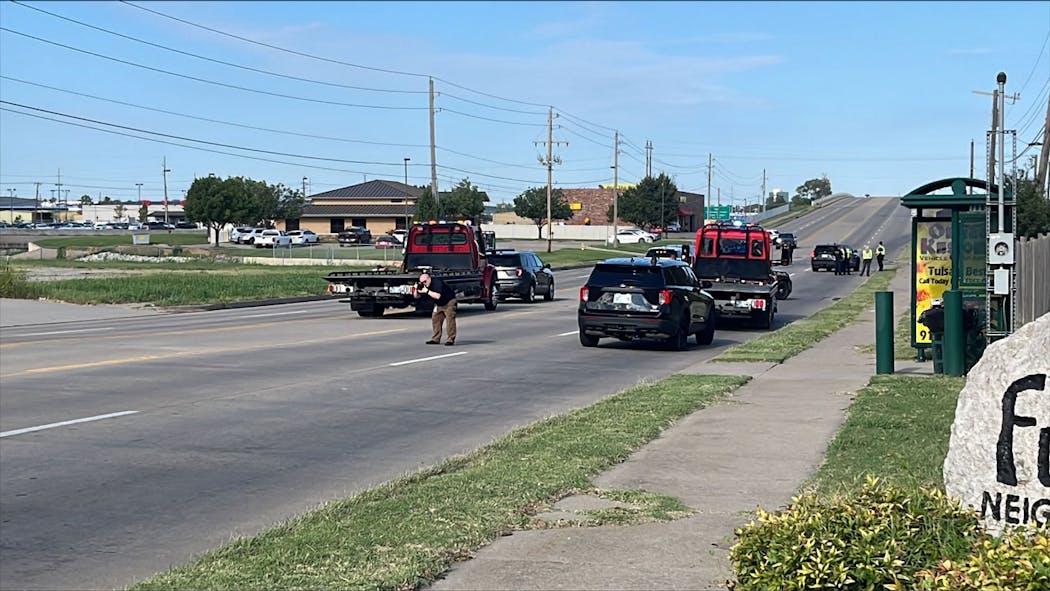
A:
288 180 419 236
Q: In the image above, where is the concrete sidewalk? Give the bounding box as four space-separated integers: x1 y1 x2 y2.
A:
431 267 930 590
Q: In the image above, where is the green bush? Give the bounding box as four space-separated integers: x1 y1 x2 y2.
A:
0 263 40 298
730 478 981 590
912 524 1050 591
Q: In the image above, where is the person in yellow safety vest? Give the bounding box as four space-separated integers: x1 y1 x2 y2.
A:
861 245 874 276
843 246 853 275
875 241 886 271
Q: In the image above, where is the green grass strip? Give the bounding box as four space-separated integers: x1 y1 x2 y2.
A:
130 374 748 591
713 267 897 363
32 270 330 306
807 375 964 496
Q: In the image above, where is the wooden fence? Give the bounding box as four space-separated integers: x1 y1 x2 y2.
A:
1016 232 1050 326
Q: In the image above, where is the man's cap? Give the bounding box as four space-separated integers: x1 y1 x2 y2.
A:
931 298 943 306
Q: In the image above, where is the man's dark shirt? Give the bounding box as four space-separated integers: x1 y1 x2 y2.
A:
428 277 456 306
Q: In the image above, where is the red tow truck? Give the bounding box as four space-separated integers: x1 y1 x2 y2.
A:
324 222 499 317
691 221 786 329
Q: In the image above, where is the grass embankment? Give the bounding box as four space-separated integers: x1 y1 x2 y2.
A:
131 375 748 591
714 267 896 363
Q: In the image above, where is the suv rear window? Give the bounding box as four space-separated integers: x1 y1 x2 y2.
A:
588 265 664 288
488 254 522 267
813 244 838 255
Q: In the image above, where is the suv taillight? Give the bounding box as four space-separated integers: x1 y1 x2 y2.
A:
516 267 524 277
580 286 589 301
810 250 816 257
658 289 672 305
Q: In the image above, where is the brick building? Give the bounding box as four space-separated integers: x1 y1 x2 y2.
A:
560 187 705 232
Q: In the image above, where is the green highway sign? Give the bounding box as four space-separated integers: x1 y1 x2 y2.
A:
704 205 731 220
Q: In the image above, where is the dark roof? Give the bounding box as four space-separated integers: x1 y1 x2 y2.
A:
310 180 422 200
0 196 47 209
598 257 689 268
301 204 417 217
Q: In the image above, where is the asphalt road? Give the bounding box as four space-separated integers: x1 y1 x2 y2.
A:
0 197 911 590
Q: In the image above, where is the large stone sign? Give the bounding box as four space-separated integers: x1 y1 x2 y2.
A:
944 312 1049 535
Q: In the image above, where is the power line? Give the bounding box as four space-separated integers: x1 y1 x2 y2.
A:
0 27 427 110
8 1 426 96
1016 30 1050 99
437 107 546 127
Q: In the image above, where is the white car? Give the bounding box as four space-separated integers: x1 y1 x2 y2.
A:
254 229 292 248
389 229 408 244
607 228 658 244
287 229 319 245
229 226 256 243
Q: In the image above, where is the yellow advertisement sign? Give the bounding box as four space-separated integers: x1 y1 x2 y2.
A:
914 220 952 344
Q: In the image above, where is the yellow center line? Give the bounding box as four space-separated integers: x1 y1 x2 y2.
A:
0 328 407 377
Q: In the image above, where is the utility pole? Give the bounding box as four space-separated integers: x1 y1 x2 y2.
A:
717 187 721 208
535 107 567 252
7 188 14 223
162 157 171 224
706 153 713 209
136 182 143 203
33 181 40 224
973 85 1018 186
429 77 439 203
403 157 411 227
1037 91 1050 196
645 140 653 177
761 169 767 212
302 176 308 197
612 130 620 245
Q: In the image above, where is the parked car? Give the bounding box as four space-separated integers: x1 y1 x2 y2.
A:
374 235 398 249
607 228 658 244
811 243 860 272
254 229 292 248
338 227 372 246
578 257 716 349
666 222 682 232
229 226 254 243
388 229 408 244
287 229 319 245
174 221 198 229
488 250 555 302
145 221 174 230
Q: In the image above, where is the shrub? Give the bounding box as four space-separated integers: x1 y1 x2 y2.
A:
912 524 1050 590
730 478 981 590
0 263 40 299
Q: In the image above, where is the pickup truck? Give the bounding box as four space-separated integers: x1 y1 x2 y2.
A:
324 222 499 317
691 221 782 329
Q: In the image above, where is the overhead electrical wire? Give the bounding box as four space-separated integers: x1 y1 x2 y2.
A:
8 1 426 95
0 27 427 110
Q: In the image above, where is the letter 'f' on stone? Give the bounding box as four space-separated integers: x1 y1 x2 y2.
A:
997 373 1048 486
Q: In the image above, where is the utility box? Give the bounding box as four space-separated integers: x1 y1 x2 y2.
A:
132 233 150 245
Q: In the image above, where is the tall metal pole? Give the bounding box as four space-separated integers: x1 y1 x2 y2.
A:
706 153 712 211
34 181 40 224
546 108 554 253
302 176 308 197
761 169 767 212
7 188 14 223
429 77 439 203
996 72 1006 233
403 157 411 227
162 157 171 225
612 130 619 245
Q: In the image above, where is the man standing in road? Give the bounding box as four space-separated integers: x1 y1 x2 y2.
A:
416 272 457 346
834 246 845 275
875 241 886 271
860 244 874 276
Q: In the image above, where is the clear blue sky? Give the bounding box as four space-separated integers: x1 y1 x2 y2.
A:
1 1 1047 207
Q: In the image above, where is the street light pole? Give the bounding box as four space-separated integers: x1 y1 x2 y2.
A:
7 188 15 223
403 157 411 227
162 157 171 225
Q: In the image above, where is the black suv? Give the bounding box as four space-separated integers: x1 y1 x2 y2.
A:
338 227 372 245
776 232 797 249
811 243 860 272
578 257 716 349
488 250 555 302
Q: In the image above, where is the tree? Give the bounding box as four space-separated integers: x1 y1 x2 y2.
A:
244 178 304 227
439 178 488 222
795 176 832 200
113 203 126 221
513 186 572 238
611 173 678 230
138 204 148 223
1013 174 1050 238
79 194 92 206
184 176 250 246
101 196 112 204
414 186 438 222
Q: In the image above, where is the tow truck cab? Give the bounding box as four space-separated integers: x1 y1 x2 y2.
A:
691 221 779 328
